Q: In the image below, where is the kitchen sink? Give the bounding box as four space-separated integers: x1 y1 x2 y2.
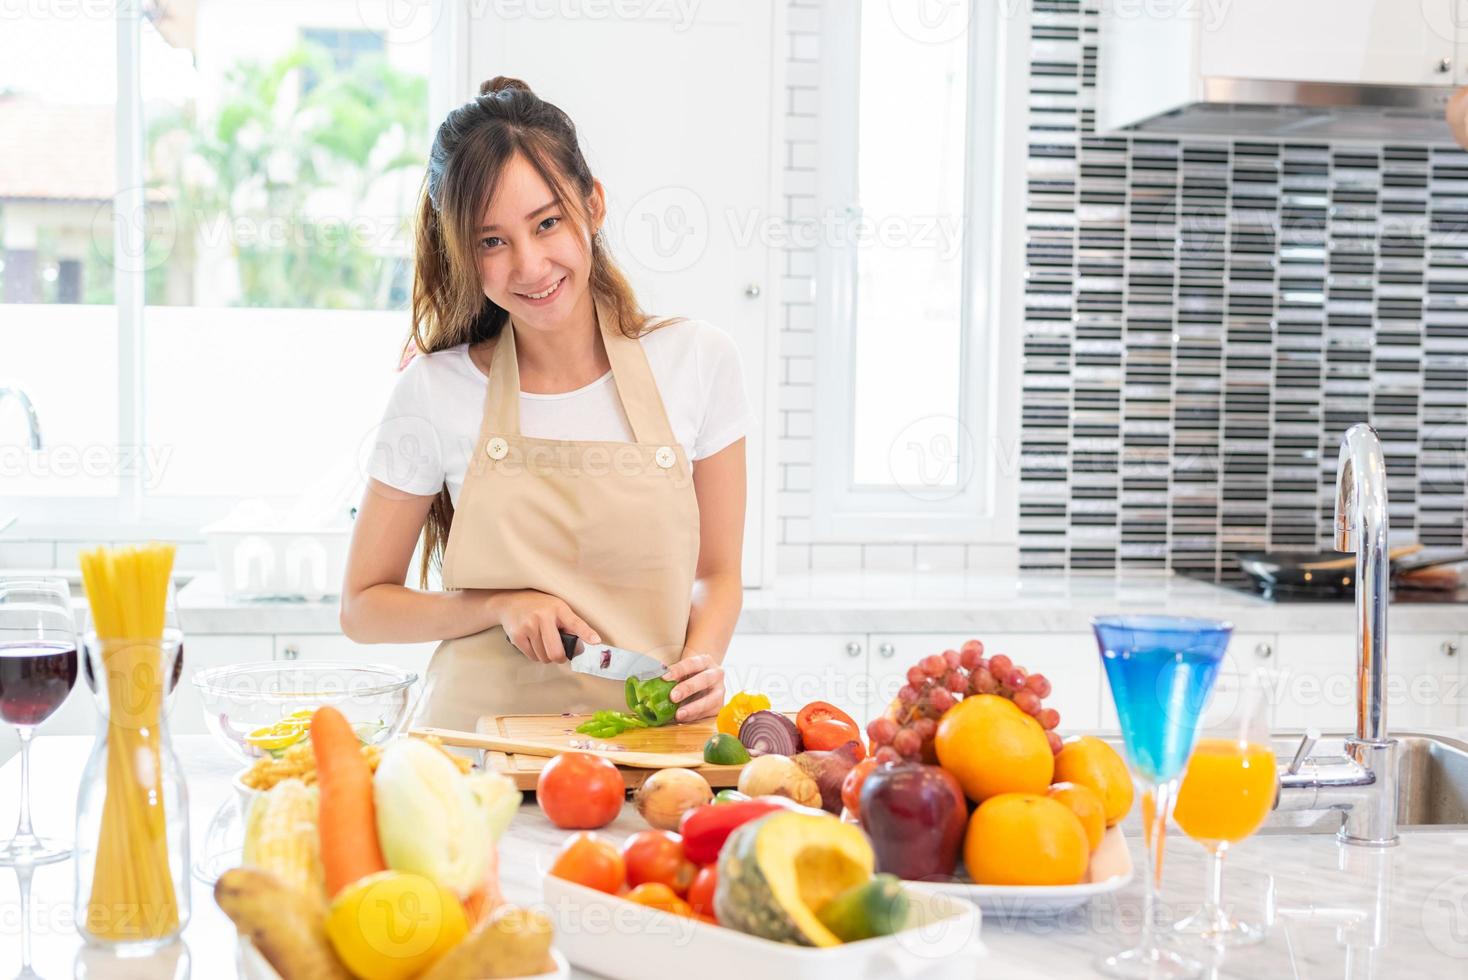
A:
1260 731 1468 834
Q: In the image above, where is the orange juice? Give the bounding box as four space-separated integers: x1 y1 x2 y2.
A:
1174 738 1276 847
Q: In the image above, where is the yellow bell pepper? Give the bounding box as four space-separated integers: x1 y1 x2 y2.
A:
717 691 772 737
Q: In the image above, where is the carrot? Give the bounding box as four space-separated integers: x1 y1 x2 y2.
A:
310 706 386 897
461 845 505 926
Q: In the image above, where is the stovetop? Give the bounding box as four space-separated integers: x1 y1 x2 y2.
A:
1193 575 1468 605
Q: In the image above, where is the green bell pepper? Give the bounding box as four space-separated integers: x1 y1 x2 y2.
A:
624 675 680 726
574 709 650 738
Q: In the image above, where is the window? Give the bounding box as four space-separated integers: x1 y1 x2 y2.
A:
3 1 447 528
813 0 1008 541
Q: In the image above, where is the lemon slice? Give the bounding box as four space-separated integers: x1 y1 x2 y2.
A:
245 719 309 752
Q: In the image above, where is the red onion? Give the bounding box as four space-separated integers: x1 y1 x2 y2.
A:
737 709 803 757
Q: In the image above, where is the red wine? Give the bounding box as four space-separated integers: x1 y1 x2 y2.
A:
0 641 79 726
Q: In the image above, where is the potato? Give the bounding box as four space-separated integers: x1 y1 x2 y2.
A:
418 905 555 980
214 867 351 980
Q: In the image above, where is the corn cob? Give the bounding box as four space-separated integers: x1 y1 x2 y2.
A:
243 777 325 905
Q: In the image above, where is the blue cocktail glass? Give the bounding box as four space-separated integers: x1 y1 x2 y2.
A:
1092 615 1233 980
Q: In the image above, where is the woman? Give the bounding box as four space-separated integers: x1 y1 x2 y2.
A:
341 76 748 733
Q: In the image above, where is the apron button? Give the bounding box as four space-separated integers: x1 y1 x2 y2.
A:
654 446 676 469
486 437 509 460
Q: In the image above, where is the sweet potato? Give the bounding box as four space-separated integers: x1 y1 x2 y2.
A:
214 867 351 980
417 905 555 980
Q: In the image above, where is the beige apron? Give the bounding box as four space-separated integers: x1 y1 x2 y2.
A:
412 295 701 732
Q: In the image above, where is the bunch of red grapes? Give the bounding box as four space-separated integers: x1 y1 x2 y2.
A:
865 639 1063 763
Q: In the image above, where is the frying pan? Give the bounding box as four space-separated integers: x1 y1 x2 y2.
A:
1238 544 1468 597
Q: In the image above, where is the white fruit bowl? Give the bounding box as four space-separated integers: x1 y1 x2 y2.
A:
542 873 985 980
906 824 1134 917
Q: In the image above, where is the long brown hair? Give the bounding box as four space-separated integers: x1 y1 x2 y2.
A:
409 75 680 587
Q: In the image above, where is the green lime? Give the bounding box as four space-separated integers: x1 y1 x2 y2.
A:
703 732 752 766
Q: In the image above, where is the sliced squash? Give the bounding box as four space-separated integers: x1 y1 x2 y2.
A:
713 810 875 947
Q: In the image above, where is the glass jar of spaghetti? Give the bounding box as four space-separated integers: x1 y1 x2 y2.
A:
73 544 190 951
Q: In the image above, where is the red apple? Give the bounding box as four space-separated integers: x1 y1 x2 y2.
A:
858 762 966 881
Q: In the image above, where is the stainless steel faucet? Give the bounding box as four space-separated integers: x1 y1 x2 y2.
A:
1275 422 1399 846
0 384 42 449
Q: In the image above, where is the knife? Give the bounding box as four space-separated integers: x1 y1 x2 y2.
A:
559 632 669 681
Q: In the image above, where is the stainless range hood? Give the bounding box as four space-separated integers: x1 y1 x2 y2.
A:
1096 1 1462 144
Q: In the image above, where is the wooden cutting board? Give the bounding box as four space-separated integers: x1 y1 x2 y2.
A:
473 712 752 790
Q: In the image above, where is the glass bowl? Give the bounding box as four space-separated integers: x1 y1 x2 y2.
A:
192 660 418 764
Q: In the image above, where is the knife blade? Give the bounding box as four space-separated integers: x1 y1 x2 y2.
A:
559 632 669 681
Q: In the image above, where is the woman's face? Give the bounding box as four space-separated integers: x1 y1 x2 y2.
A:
476 152 604 333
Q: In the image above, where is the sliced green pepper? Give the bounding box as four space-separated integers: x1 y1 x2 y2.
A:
625 675 680 727
574 709 650 738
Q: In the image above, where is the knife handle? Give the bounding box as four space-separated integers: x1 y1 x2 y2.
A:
559 631 580 660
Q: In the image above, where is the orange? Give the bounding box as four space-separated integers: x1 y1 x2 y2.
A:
934 694 1054 802
1053 735 1134 827
1047 781 1106 850
963 793 1090 886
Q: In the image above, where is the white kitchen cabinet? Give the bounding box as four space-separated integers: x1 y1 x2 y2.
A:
1098 633 1278 734
721 633 868 725
1271 633 1466 733
1391 634 1464 731
1199 0 1457 87
273 634 438 683
868 633 1102 731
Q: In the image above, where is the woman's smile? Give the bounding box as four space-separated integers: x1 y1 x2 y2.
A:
515 274 566 307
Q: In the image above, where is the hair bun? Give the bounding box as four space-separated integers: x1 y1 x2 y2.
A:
480 76 533 97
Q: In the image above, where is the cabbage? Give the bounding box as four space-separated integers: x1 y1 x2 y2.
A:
372 739 520 895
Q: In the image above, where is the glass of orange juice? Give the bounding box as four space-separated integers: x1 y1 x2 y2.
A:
1172 670 1277 946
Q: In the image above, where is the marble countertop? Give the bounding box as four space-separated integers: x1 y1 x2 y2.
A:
3 735 1465 979
175 570 1468 636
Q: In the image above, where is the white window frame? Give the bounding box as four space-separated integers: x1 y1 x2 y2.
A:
811 0 1020 544
5 1 463 540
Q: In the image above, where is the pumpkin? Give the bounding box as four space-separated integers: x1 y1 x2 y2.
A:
712 811 875 947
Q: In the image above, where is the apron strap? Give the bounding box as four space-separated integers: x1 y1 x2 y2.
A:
597 295 678 446
479 293 679 447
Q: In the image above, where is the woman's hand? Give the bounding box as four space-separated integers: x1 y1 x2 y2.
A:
663 652 725 723
490 590 600 663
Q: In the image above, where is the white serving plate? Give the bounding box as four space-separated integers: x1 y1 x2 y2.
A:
238 937 570 980
907 824 1133 917
543 873 986 980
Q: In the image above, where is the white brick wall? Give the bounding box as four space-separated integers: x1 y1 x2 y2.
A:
0 535 213 573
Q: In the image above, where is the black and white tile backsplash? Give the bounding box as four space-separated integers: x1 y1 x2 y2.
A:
1018 0 1468 581
775 0 1468 579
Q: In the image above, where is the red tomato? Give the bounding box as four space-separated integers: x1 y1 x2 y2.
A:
797 700 859 732
840 757 879 817
796 702 863 754
537 752 624 829
550 832 626 894
621 830 697 895
686 864 718 921
626 882 695 917
803 716 864 752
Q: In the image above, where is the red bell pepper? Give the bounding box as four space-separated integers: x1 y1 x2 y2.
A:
677 799 787 865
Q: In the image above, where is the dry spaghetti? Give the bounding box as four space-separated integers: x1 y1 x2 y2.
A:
79 543 180 942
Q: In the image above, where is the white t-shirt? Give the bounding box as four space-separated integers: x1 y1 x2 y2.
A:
365 318 750 507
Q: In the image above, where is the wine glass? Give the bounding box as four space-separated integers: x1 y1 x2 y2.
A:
1172 670 1277 946
1092 615 1232 980
0 577 80 866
